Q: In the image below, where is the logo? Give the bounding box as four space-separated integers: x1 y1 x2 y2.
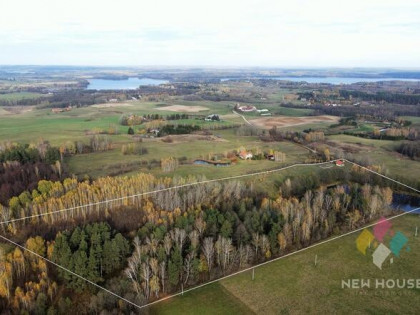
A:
356 217 410 269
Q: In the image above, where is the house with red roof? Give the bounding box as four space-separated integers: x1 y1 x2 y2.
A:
239 150 253 160
335 159 344 167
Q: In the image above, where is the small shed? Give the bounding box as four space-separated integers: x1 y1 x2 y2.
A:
239 151 253 160
336 160 345 167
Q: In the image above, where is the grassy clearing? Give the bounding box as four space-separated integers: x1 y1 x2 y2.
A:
327 134 420 183
274 121 338 133
0 101 234 145
402 116 420 127
273 106 314 117
266 90 304 105
327 134 396 149
0 92 45 101
149 283 254 315
152 214 420 314
68 134 309 179
0 103 313 178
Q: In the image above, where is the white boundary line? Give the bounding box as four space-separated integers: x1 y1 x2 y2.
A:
0 234 143 310
1 206 418 311
344 159 420 193
138 206 420 310
0 160 337 225
0 159 419 310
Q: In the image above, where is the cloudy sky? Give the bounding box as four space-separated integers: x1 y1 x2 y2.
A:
1 0 419 67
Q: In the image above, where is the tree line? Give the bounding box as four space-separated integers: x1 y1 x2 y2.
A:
0 142 63 206
158 124 201 137
0 142 60 165
339 89 420 106
396 141 420 159
0 164 403 312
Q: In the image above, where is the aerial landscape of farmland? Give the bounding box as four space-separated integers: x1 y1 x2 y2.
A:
1 0 420 314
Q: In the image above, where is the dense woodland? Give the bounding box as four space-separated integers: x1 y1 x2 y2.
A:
0 143 63 206
339 90 420 106
286 103 420 119
0 163 402 313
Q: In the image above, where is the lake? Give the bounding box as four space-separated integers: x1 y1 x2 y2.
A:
194 159 231 167
221 77 420 85
87 77 168 90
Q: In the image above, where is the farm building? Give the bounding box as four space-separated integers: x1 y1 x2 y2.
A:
148 128 160 136
265 154 275 161
336 160 345 167
238 150 253 160
205 114 220 121
235 103 256 112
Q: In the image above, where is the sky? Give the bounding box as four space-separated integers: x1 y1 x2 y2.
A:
1 0 419 67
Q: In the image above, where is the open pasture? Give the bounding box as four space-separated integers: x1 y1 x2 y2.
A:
327 134 420 183
156 104 210 112
250 115 339 129
151 214 420 314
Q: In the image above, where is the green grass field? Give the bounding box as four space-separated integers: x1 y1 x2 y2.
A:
0 92 45 101
150 214 420 314
0 101 315 179
273 106 314 117
327 134 420 183
1 102 418 184
149 284 253 315
403 116 420 128
67 131 309 179
0 101 235 145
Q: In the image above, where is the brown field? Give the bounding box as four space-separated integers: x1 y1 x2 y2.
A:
156 105 209 112
0 106 35 116
146 134 228 144
250 115 339 129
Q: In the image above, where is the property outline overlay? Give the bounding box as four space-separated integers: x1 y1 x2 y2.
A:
0 160 337 225
0 159 419 310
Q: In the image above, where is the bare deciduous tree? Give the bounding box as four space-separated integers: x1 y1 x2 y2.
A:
202 237 214 274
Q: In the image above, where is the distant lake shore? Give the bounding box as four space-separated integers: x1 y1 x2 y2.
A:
221 77 420 85
86 77 168 90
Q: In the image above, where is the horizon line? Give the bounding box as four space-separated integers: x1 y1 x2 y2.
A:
1 64 420 71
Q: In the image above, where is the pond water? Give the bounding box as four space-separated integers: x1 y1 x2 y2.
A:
194 160 231 167
86 77 168 90
327 184 420 214
221 77 420 85
392 193 420 214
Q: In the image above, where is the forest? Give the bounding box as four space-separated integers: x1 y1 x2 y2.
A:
0 163 400 313
158 124 201 137
339 89 420 106
0 143 63 206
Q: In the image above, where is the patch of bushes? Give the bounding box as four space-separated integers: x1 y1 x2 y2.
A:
158 124 200 136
